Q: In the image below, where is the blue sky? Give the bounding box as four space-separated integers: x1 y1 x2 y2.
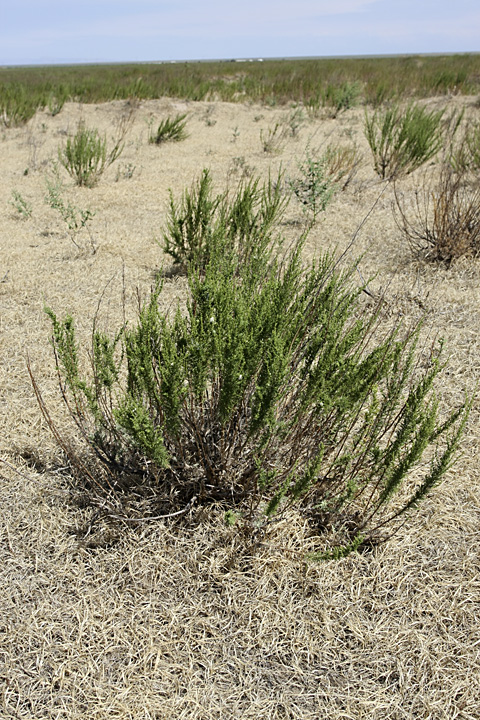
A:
1 0 479 66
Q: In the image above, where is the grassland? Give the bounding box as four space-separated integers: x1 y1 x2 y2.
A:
1 56 480 718
1 54 480 126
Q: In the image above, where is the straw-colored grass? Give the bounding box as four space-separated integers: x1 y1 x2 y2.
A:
1 93 479 719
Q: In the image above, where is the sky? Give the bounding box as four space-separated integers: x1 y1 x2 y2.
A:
1 0 479 66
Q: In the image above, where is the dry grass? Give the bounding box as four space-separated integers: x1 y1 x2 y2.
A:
1 94 480 719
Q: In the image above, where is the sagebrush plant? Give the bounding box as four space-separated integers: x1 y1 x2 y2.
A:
289 151 337 223
32 185 469 559
365 102 445 179
394 166 480 263
149 113 188 144
162 168 288 269
59 121 124 187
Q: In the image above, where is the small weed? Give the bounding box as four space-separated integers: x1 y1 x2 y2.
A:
287 107 304 137
229 156 255 179
321 143 363 190
10 189 32 219
260 122 289 154
149 113 188 144
115 162 136 182
203 106 217 126
44 173 96 252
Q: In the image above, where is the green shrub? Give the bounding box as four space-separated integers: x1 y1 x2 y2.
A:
162 169 288 269
365 103 445 179
149 113 188 144
59 122 124 187
10 189 32 219
0 84 43 127
289 151 337 223
324 81 362 116
33 197 469 560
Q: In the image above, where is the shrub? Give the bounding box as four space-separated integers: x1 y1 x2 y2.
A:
321 143 363 190
149 113 188 144
324 81 362 116
59 122 124 187
365 103 445 179
162 169 288 269
31 199 469 560
394 166 480 263
289 151 337 223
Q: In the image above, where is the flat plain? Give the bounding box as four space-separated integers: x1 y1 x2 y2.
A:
1 89 480 718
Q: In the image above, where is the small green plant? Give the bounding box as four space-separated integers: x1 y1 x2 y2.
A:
114 162 136 182
44 175 96 251
33 209 470 560
365 103 445 179
59 121 124 187
149 113 188 144
394 166 480 263
10 189 32 219
289 151 337 223
162 169 287 269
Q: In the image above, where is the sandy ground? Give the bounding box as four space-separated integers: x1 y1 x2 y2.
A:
1 96 480 719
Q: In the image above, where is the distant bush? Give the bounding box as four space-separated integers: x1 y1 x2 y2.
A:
324 81 362 116
149 113 188 144
32 181 469 560
365 103 445 179
394 166 480 263
59 122 124 187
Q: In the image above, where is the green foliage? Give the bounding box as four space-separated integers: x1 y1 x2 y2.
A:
58 122 124 187
1 55 480 113
289 151 337 223
10 190 32 219
37 184 469 559
162 169 288 269
0 83 44 127
365 103 445 179
324 81 362 116
149 113 188 144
